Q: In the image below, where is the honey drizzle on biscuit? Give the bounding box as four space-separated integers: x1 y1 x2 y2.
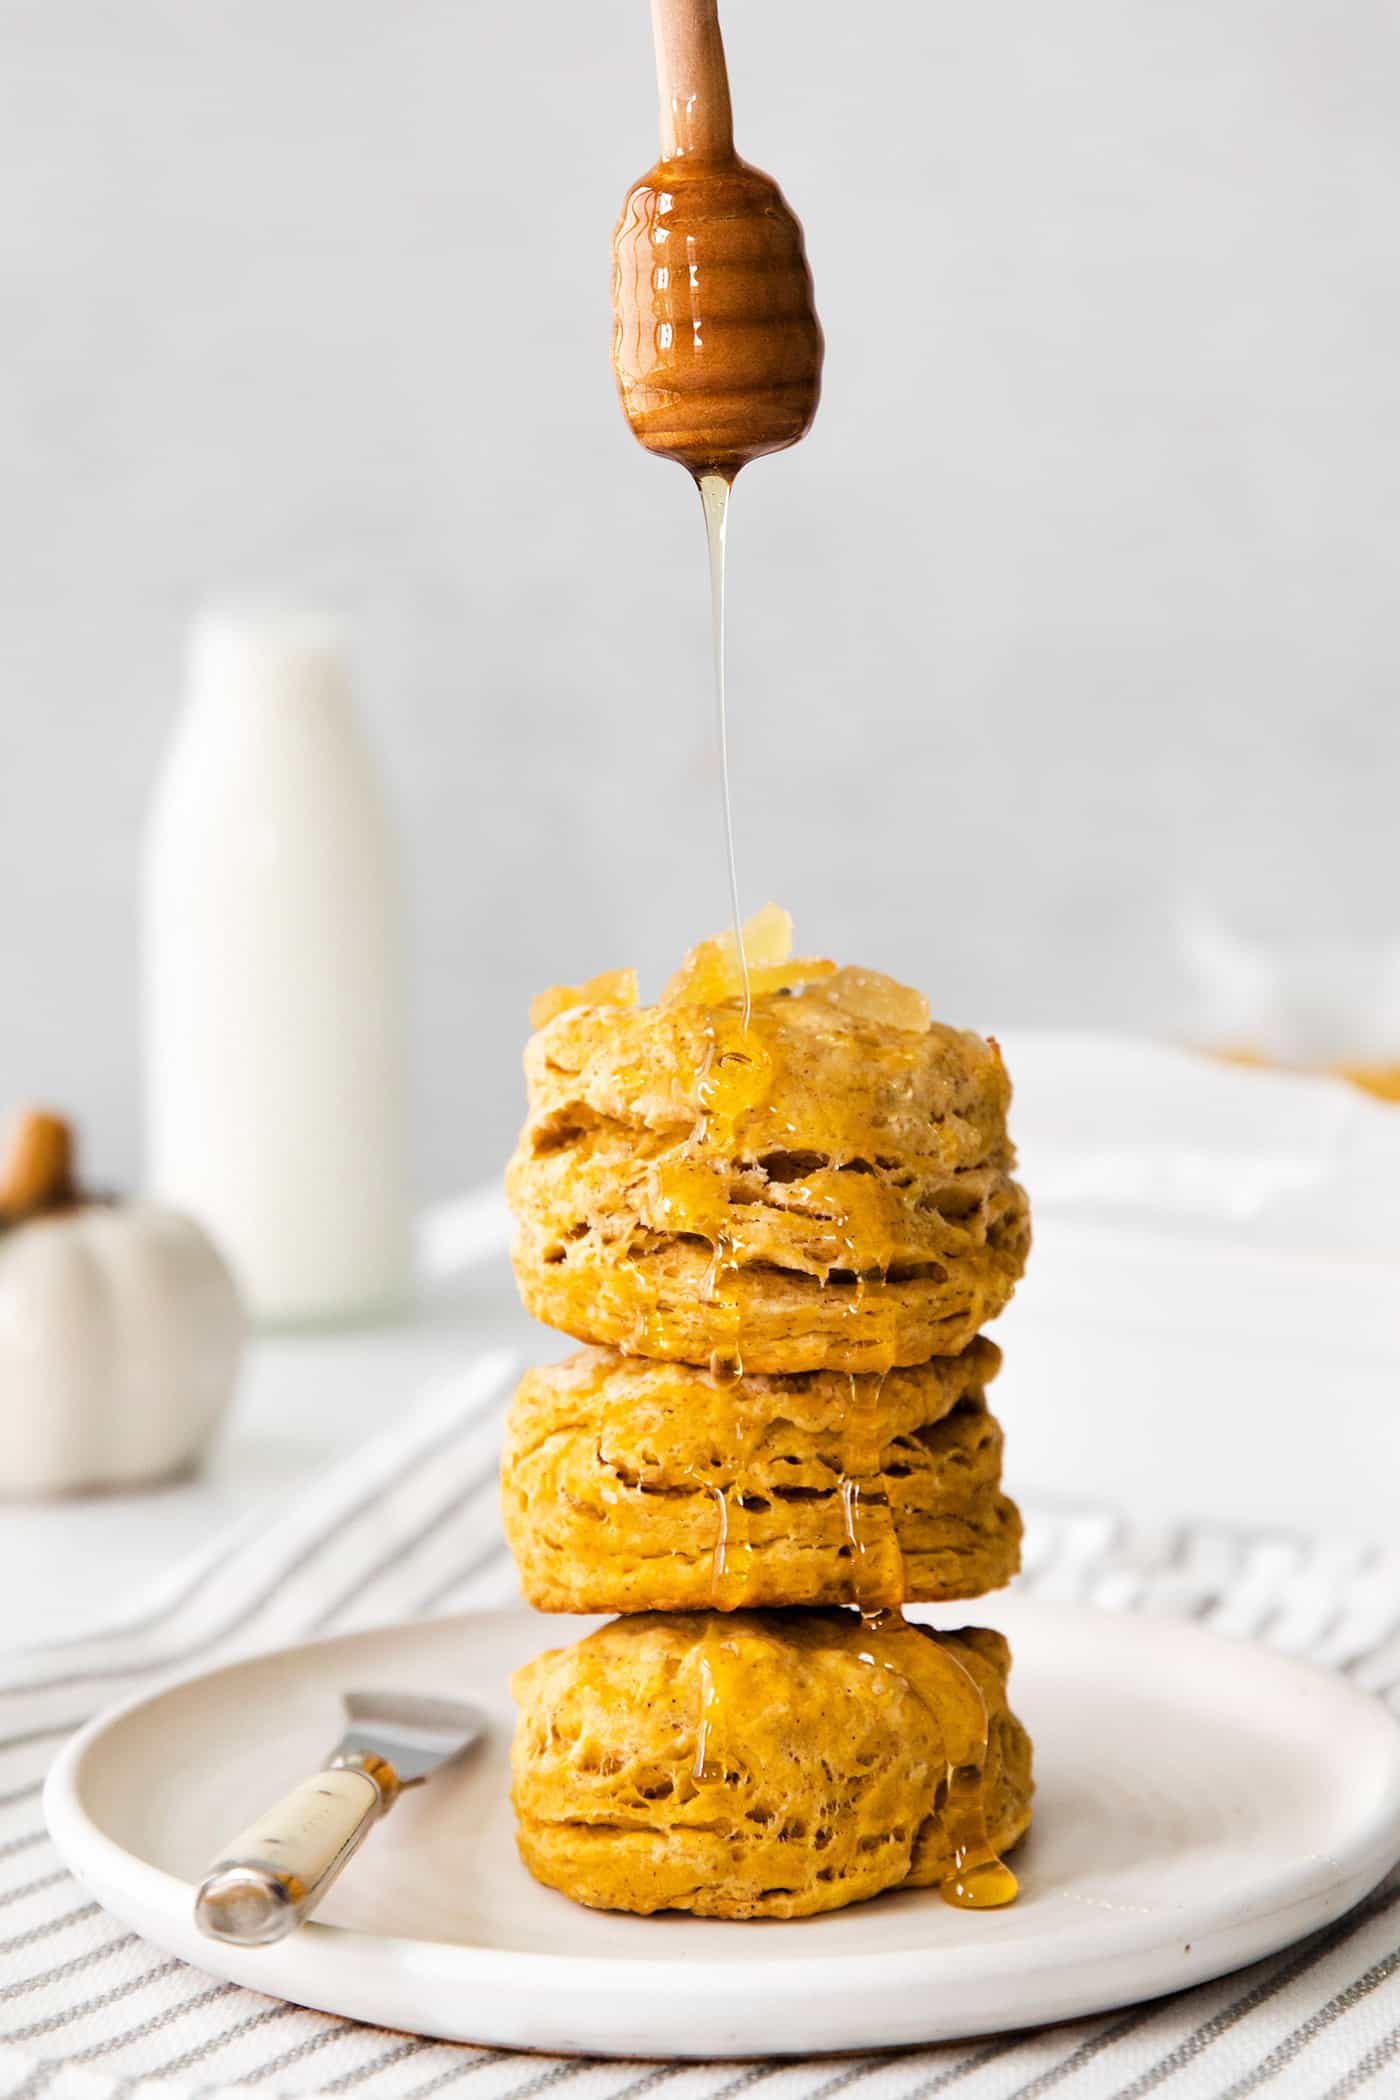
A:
851 1611 1018 1909
627 932 1014 1900
840 1368 905 1619
817 1026 1010 1904
691 1619 749 1786
647 948 774 1602
817 1071 905 1617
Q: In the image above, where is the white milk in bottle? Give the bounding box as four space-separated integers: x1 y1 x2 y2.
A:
144 610 413 1325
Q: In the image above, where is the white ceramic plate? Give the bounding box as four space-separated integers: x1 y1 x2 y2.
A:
44 1600 1400 2059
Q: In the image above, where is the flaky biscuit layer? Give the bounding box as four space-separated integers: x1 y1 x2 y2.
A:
502 1342 1020 1613
507 989 1029 1372
511 1610 1033 1919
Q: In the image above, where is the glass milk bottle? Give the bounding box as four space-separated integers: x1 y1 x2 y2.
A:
144 610 413 1325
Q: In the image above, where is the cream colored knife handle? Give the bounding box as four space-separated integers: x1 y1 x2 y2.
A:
195 1762 391 1946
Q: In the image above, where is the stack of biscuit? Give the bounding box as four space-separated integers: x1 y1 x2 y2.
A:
502 913 1035 1920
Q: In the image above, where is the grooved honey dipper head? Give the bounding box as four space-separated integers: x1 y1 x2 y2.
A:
611 0 823 478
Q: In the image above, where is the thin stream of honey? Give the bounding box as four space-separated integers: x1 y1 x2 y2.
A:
697 470 751 1027
676 475 1014 1909
631 471 756 1380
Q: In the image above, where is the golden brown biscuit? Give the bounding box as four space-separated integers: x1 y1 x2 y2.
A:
511 1609 1033 1919
501 1341 1020 1614
506 978 1029 1373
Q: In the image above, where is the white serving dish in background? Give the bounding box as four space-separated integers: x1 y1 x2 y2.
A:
996 1033 1400 1535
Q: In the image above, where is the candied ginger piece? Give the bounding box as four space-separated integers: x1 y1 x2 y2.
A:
662 935 738 1006
663 904 833 1005
664 904 789 1005
730 902 793 972
529 968 638 1031
747 956 836 997
815 966 930 1032
582 967 639 1008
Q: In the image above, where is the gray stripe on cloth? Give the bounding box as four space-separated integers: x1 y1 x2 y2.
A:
227 2021 360 2087
414 1540 513 1618
825 2033 1029 2100
307 1452 504 1634
1340 1635 1400 1680
1 1366 511 1701
6 2062 59 2100
64 1980 241 2063
32 1507 281 1654
493 2058 602 2100
0 1720 85 1755
1 1959 185 2039
400 2049 512 2099
898 2037 1040 2100
0 1899 100 1955
1210 1943 1400 2100
0 1831 47 1864
0 1933 138 2002
1103 1873 1400 2100
0 1868 67 1911
320 2037 437 2090
3 1822 87 1870
1000 2004 1173 2100
119 1999 305 2081
703 2061 793 2100
789 2060 884 2100
1316 2017 1400 2100
606 2062 690 2100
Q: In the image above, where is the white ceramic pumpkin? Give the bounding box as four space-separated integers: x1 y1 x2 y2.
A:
0 1110 245 1498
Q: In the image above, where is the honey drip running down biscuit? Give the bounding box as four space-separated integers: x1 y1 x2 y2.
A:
687 1611 1021 1911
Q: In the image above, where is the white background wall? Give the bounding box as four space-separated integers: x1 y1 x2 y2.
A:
3 0 1398 1195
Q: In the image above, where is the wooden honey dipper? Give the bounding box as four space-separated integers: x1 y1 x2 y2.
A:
611 0 823 479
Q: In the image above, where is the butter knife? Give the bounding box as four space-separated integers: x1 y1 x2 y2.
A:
194 1688 487 1946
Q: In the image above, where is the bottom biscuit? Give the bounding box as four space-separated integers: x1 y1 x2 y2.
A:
510 1609 1033 1920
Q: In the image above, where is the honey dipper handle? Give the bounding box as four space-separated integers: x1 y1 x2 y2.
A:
651 0 734 162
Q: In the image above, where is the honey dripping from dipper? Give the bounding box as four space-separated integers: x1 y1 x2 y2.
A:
609 0 1017 1912
611 0 822 999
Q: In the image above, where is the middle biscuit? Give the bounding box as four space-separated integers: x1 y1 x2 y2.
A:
501 1338 1021 1614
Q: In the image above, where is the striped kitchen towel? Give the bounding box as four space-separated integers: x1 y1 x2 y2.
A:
1 1347 1397 2100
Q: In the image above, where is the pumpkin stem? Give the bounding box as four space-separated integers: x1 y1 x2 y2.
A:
0 1109 76 1219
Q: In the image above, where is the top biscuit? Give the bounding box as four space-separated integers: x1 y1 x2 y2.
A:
507 943 1029 1373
